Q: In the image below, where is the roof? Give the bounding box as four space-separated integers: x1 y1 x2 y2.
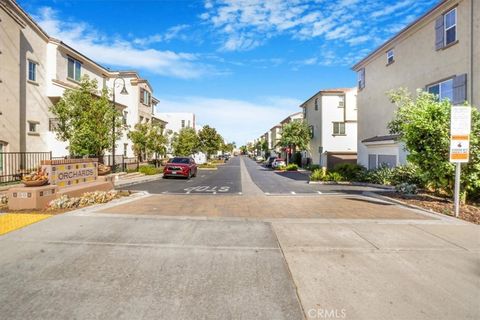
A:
300 87 355 107
361 134 401 143
280 111 303 124
352 0 448 70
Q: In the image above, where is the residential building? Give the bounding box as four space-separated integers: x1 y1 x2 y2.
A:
352 0 479 169
0 0 163 160
269 125 282 155
156 112 195 134
301 88 358 169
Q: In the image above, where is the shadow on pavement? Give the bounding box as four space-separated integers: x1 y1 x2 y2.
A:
274 171 309 181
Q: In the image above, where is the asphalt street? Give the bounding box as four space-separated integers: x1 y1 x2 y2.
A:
126 156 386 195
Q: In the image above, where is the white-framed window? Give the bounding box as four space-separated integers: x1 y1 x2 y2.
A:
338 96 345 108
357 68 365 89
386 49 394 64
427 78 453 101
314 98 319 111
333 122 346 135
140 88 151 106
28 60 37 82
67 57 82 81
444 8 456 46
181 120 185 128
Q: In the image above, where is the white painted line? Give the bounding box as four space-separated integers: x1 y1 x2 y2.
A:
213 192 217 194
317 191 322 194
265 192 270 195
291 191 296 195
238 192 242 195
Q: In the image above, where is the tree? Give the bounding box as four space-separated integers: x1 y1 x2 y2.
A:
388 88 480 201
278 120 311 163
198 125 222 159
147 123 168 164
171 127 200 156
50 76 124 158
128 123 149 162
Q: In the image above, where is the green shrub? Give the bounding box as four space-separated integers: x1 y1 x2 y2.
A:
326 172 344 182
391 164 422 186
395 183 418 195
307 164 321 171
139 165 161 175
310 169 326 181
332 163 366 181
277 165 286 171
285 164 298 171
365 165 395 185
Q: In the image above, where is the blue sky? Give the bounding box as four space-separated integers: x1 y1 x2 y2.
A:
20 0 438 145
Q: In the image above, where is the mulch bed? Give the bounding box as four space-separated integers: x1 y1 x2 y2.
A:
379 192 480 225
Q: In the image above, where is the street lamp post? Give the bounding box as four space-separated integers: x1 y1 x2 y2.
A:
112 77 128 172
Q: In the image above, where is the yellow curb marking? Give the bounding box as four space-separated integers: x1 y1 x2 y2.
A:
0 214 52 236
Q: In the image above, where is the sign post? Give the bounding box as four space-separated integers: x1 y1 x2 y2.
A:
449 106 472 217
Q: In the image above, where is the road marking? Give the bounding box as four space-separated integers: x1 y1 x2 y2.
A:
317 191 322 194
265 192 270 195
238 192 242 195
291 191 296 195
184 186 230 194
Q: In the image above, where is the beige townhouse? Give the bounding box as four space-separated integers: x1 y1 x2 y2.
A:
352 0 479 170
269 124 282 155
301 88 358 169
0 0 164 160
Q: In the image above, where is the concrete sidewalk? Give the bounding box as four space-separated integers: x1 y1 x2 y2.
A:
273 222 480 320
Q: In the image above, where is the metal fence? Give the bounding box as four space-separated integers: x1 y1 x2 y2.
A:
0 152 52 184
0 152 140 185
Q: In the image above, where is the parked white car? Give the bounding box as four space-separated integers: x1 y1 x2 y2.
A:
271 158 286 169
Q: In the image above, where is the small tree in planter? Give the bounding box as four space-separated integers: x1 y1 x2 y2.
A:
278 120 311 165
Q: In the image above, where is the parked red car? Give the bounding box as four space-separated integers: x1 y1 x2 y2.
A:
163 157 198 179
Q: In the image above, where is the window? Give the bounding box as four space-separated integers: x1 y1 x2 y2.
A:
28 60 37 82
0 143 3 171
444 8 456 46
188 120 191 127
338 96 345 108
140 88 151 106
427 78 453 101
139 116 144 123
309 125 314 138
333 122 346 135
314 98 319 111
28 121 38 133
357 68 365 89
124 143 128 156
386 49 394 64
123 111 128 125
181 120 185 128
49 118 59 132
67 57 81 81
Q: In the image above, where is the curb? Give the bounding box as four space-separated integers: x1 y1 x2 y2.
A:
363 191 469 224
114 174 163 188
308 181 395 189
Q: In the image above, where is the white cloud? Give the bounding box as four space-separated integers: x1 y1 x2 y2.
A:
36 8 213 79
156 95 302 145
133 24 190 46
202 0 438 54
